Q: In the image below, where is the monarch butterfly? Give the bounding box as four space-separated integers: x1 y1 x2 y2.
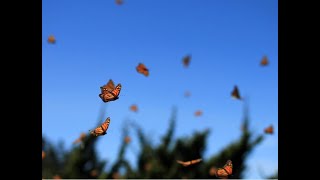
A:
99 79 122 103
136 63 149 77
216 160 233 179
231 85 242 100
42 150 46 160
130 104 138 112
73 132 86 145
176 158 202 167
182 55 191 68
48 35 56 44
90 117 111 136
260 55 269 66
115 0 123 5
184 91 191 97
264 125 274 134
124 136 131 143
195 110 203 117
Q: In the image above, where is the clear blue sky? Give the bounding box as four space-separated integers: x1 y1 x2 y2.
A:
42 0 278 178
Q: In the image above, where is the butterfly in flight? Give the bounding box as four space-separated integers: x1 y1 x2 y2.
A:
195 110 203 117
124 136 131 144
260 55 269 66
73 132 86 145
115 0 123 5
130 104 138 112
184 91 191 97
231 85 242 100
90 117 111 137
42 150 46 160
209 166 218 176
99 79 121 103
176 158 202 167
182 55 191 68
47 35 56 44
264 125 274 134
216 160 233 179
136 63 149 77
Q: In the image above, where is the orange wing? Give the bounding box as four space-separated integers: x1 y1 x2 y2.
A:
124 136 131 143
209 166 218 176
183 55 191 67
264 125 274 134
90 117 111 136
48 35 56 44
195 110 203 117
130 104 138 112
42 150 46 160
231 85 241 100
177 158 202 167
136 63 149 77
260 55 269 66
99 83 121 103
100 79 115 93
216 160 233 179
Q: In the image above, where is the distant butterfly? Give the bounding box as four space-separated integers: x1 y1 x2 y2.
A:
264 125 274 134
176 158 202 167
115 0 123 5
42 150 46 160
90 170 98 177
90 117 111 136
195 110 203 117
136 63 149 77
124 136 131 144
130 104 138 112
99 79 122 103
216 160 233 179
47 35 56 44
231 85 242 100
73 132 86 145
112 172 120 179
260 55 269 66
209 166 218 176
182 55 191 68
184 91 191 97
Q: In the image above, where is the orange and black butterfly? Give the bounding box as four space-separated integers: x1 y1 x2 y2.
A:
73 132 86 145
195 110 203 117
115 0 123 5
264 125 274 134
216 160 233 179
231 85 242 100
48 35 56 44
99 79 122 103
130 104 138 112
136 63 149 77
176 158 202 167
209 166 218 176
90 117 111 136
182 55 191 68
260 55 269 66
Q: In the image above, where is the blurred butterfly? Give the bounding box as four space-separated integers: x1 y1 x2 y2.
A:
216 160 233 179
124 136 131 143
209 166 218 176
42 150 46 160
90 117 111 136
195 110 203 117
52 175 61 179
130 104 138 112
115 0 123 5
184 91 191 97
99 79 122 103
73 132 86 145
144 162 152 171
136 63 149 77
182 55 191 68
112 172 120 179
176 158 202 167
90 169 98 177
231 85 242 100
264 125 274 134
260 55 269 66
47 35 56 44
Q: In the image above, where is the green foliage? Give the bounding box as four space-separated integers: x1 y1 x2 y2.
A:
42 106 275 179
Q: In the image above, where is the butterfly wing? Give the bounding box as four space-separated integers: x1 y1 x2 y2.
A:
183 55 191 67
260 56 269 66
99 92 116 102
136 63 149 76
231 86 241 100
111 84 121 97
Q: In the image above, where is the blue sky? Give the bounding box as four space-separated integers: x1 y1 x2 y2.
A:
42 0 278 178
